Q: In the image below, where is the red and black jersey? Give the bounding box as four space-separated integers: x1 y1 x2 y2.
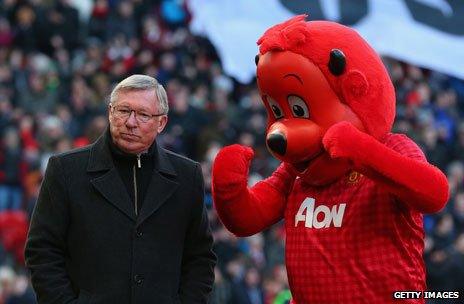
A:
281 134 426 303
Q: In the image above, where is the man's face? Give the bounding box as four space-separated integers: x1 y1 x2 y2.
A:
109 89 168 154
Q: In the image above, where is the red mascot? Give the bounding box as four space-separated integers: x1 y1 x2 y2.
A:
212 15 449 303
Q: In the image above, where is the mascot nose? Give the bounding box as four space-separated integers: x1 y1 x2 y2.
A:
267 132 287 156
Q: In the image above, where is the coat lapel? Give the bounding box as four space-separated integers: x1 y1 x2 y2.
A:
90 168 136 221
87 131 136 222
87 131 181 225
136 147 179 227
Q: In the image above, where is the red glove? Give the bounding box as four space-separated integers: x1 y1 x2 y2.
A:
212 144 296 236
323 122 449 213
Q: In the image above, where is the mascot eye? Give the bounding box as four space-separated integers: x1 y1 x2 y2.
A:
288 95 309 118
266 96 284 119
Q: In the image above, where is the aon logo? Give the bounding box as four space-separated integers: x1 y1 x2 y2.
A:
295 198 346 228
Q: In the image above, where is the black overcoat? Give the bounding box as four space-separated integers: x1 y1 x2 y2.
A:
25 132 216 304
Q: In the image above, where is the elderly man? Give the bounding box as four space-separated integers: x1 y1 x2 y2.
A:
25 75 216 304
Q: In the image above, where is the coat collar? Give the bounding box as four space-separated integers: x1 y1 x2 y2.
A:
88 128 178 224
87 128 177 177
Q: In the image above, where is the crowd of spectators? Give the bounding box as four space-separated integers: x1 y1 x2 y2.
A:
0 0 463 303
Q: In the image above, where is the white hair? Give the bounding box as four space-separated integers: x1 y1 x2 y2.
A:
110 74 169 114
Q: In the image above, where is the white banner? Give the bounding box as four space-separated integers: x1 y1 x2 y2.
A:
188 0 464 83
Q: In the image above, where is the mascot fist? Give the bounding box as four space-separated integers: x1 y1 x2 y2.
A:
323 121 362 160
212 144 254 201
212 144 296 236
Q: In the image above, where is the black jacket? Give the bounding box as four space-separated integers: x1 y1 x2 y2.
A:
25 131 216 304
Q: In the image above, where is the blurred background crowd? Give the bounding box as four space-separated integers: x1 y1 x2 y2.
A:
0 0 463 303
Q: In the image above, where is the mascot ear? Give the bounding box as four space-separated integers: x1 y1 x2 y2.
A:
341 70 369 101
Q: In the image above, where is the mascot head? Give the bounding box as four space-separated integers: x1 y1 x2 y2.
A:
256 15 395 186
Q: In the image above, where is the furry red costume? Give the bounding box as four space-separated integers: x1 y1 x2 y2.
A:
212 15 449 303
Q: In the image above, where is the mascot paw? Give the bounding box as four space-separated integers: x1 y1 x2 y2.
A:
213 144 254 184
322 121 360 160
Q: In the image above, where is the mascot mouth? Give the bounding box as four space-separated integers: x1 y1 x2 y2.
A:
293 150 324 172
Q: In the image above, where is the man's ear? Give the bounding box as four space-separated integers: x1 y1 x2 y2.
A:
108 104 112 121
157 115 168 133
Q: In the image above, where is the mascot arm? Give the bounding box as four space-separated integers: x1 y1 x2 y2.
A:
323 122 449 213
212 144 296 237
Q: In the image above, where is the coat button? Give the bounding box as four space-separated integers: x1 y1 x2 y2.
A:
136 230 143 237
134 274 144 285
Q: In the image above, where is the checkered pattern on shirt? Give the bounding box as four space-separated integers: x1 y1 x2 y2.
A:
283 133 426 304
